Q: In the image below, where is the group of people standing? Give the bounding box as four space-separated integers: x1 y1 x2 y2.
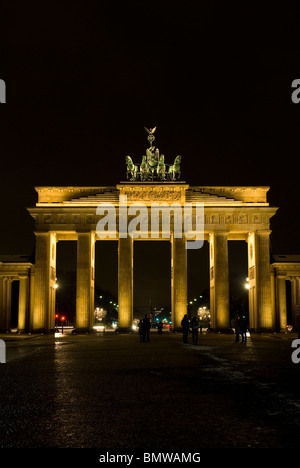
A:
138 313 202 344
234 314 248 343
181 314 201 344
137 312 248 345
138 314 151 342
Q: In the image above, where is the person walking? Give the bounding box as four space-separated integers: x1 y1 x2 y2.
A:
158 321 163 334
241 315 248 343
181 314 190 344
234 313 241 342
138 319 144 342
143 314 151 342
191 316 199 345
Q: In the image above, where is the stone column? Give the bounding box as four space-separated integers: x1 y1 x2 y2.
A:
0 278 12 332
247 233 257 330
209 232 230 330
29 268 35 332
296 277 300 306
276 277 287 331
291 278 297 330
18 276 29 333
118 236 133 330
171 235 187 331
32 232 57 333
5 279 12 332
0 277 4 332
76 232 95 332
270 269 276 329
248 231 274 331
256 231 274 330
296 277 300 332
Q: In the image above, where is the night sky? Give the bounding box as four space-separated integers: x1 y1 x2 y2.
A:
1 2 299 312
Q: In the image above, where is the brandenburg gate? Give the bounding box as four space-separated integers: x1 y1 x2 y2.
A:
0 129 299 334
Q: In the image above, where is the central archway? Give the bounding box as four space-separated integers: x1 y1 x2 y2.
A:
133 240 171 327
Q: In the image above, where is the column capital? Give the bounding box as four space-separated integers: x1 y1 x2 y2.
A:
209 230 229 235
34 231 57 236
254 230 272 236
208 231 229 243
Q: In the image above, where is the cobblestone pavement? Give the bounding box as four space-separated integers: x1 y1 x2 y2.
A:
0 330 300 448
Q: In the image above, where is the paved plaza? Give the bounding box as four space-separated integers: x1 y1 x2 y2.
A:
0 329 300 449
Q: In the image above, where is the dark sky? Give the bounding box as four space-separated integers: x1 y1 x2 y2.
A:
1 2 300 309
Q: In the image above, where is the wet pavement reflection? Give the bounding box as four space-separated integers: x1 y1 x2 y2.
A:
1 331 300 448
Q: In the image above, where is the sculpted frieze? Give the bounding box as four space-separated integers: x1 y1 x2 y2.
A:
72 215 81 224
126 189 181 202
44 215 52 224
57 215 66 224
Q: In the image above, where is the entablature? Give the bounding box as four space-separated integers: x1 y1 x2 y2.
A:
28 204 278 238
33 184 271 207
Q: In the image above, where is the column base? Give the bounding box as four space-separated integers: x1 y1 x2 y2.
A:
29 328 54 334
71 328 95 335
247 328 278 334
252 328 276 334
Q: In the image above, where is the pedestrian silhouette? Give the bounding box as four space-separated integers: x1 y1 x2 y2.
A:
143 314 151 342
234 313 241 342
138 319 144 342
158 320 163 334
181 314 190 344
191 316 199 344
241 315 248 343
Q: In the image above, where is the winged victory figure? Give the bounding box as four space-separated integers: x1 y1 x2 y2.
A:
144 126 157 135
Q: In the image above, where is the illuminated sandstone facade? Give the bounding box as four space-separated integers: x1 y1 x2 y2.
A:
0 183 299 333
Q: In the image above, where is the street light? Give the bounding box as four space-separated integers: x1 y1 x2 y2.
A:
55 313 59 325
245 277 250 289
61 316 66 334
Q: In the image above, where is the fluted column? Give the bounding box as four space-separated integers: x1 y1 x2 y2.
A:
256 231 274 330
32 232 57 333
209 232 230 330
118 236 133 330
277 277 287 331
18 276 29 333
296 278 300 306
248 231 274 331
76 232 95 332
29 268 35 332
5 279 12 332
296 278 300 332
0 277 4 332
0 278 12 332
171 235 187 330
291 278 297 330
